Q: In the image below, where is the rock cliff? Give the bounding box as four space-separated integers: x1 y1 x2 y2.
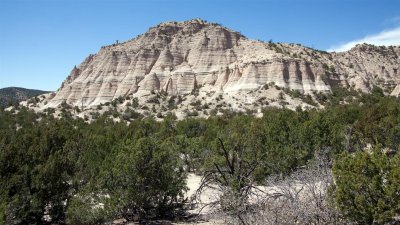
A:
43 19 400 108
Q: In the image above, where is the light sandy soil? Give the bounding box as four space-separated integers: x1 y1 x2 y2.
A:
18 86 316 122
171 173 225 225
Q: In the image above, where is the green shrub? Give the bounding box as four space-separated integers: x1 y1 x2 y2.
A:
332 148 400 224
66 194 108 225
187 110 199 117
98 138 187 220
190 100 201 107
131 97 139 108
147 96 160 104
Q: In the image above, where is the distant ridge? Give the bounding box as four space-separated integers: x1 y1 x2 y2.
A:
0 87 49 107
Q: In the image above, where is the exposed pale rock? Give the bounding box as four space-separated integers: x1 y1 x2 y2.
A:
43 19 400 108
235 63 264 91
391 84 400 97
214 67 231 90
137 73 160 93
224 65 242 91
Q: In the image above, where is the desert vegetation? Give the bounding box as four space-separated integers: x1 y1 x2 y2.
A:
0 89 399 224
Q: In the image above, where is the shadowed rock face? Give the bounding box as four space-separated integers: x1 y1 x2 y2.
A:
46 19 400 107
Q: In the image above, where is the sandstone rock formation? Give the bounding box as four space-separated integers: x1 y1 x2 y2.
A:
43 19 400 108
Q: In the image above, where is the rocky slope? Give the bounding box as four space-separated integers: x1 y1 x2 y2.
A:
40 19 399 109
0 87 48 107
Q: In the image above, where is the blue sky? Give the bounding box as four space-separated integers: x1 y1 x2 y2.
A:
1 0 399 91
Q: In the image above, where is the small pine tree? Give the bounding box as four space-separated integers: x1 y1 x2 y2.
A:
332 148 400 224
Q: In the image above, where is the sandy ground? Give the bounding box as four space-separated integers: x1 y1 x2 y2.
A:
114 173 225 225
17 86 317 123
176 174 223 225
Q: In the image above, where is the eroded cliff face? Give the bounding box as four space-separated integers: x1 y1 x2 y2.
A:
332 44 400 94
45 19 400 108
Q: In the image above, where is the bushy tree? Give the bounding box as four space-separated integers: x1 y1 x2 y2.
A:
0 117 80 224
98 137 187 220
66 190 109 225
1 91 399 224
332 148 400 224
197 117 266 225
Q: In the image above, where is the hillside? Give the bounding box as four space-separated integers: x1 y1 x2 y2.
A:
22 19 399 120
44 19 399 107
0 87 48 107
4 19 400 225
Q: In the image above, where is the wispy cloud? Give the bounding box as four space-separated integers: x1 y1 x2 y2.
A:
383 16 400 26
328 26 400 52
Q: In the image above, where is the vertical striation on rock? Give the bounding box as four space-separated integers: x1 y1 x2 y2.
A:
44 19 400 108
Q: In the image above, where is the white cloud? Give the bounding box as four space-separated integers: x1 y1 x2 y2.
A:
384 16 400 25
328 26 400 52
